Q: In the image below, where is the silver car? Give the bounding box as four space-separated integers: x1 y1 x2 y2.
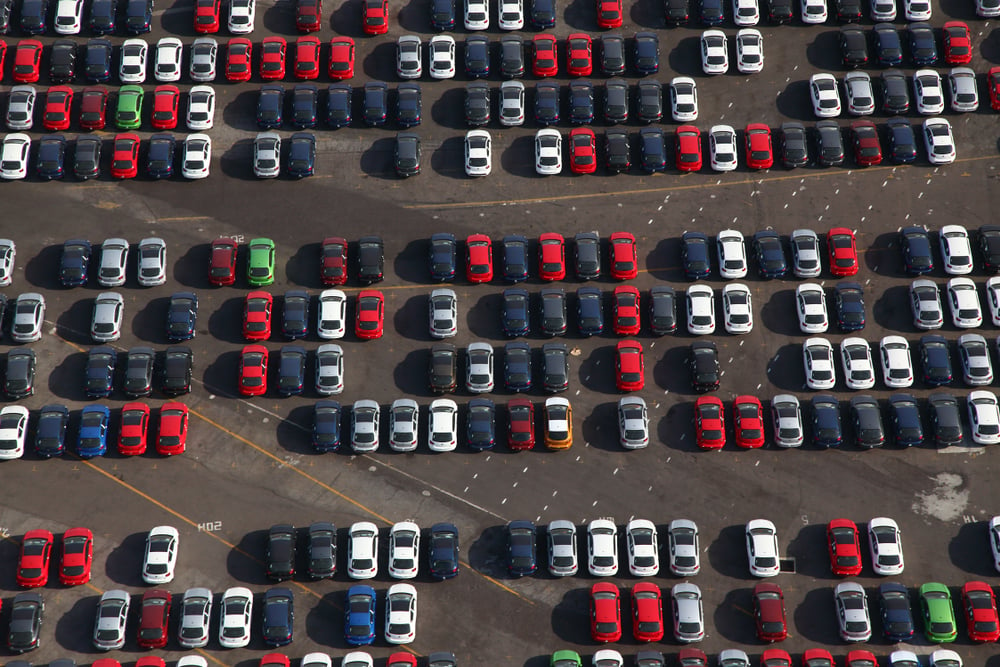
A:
671 583 705 642
466 342 494 393
189 37 218 82
429 288 457 338
667 519 700 576
137 237 166 287
844 71 875 115
6 86 36 131
253 131 281 179
499 80 525 127
618 396 649 449
790 229 821 277
910 279 944 329
351 399 380 453
11 293 46 343
98 238 129 287
948 67 979 113
178 587 213 649
91 292 124 343
958 333 993 386
834 581 872 641
93 589 130 651
547 520 578 576
389 398 419 452
396 35 422 79
771 394 803 447
315 344 344 395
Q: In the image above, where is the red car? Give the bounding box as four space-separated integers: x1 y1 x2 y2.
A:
507 398 535 450
802 649 834 667
616 340 644 392
59 527 94 586
943 21 972 65
13 39 42 83
733 395 765 448
260 37 287 80
355 289 385 339
990 67 1000 111
79 86 109 130
0 39 6 80
827 518 863 576
110 133 141 179
193 0 221 32
329 37 356 79
632 581 664 642
566 33 592 76
43 86 74 131
209 237 237 286
678 650 708 667
851 120 881 167
151 85 180 130
294 35 321 79
827 227 859 277
596 0 623 27
466 234 493 283
157 402 189 456
362 0 388 34
243 291 273 341
538 233 566 281
136 658 165 667
261 655 291 667
590 582 622 642
694 395 725 449
963 581 1000 642
137 589 171 648
17 529 53 588
745 123 773 169
321 236 348 285
613 285 641 335
753 582 788 642
296 0 323 31
239 344 269 396
119 402 151 455
846 651 876 667
532 34 558 77
676 125 703 172
387 655 416 667
609 232 638 280
225 38 253 82
569 127 597 174
761 649 792 667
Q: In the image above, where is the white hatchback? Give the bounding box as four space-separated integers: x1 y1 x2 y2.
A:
840 337 875 390
722 283 753 334
0 406 28 460
803 337 836 390
142 525 179 584
701 31 729 74
810 73 841 117
317 289 347 339
587 519 619 577
498 0 523 29
429 35 457 79
119 38 148 83
155 37 183 82
969 390 1000 444
745 519 780 577
709 125 738 171
187 86 216 130
626 519 659 576
54 0 85 33
182 134 212 180
228 0 256 33
428 399 458 452
796 283 828 334
686 284 716 335
947 277 982 328
914 70 945 115
717 229 747 278
218 587 253 648
385 584 417 644
868 517 904 575
348 521 379 579
879 336 913 388
388 521 420 579
735 29 764 73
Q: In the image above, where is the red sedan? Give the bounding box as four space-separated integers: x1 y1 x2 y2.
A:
616 340 644 392
963 581 1000 642
119 402 150 455
294 35 321 79
590 582 622 642
79 86 109 130
596 0 623 26
827 518 863 576
329 37 356 79
802 649 834 667
136 658 165 667
733 395 765 448
538 233 566 281
613 285 641 335
507 398 535 451
193 0 221 32
851 120 881 167
59 527 94 586
632 582 664 642
990 67 1000 111
943 21 972 65
846 651 876 667
151 85 180 130
110 133 140 179
466 234 493 283
137 589 171 648
694 395 725 449
261 654 290 667
609 232 638 280
362 0 388 34
43 86 74 131
678 650 707 667
0 39 6 79
225 38 253 82
745 123 773 169
209 237 237 286
566 33 592 76
569 127 597 174
827 227 859 277
157 402 189 456
321 236 348 285
387 655 416 667
17 529 53 588
260 37 287 80
13 39 42 83
243 291 273 341
761 649 792 667
296 0 322 31
676 125 703 172
239 344 269 396
753 582 788 642
355 289 385 339
532 34 558 77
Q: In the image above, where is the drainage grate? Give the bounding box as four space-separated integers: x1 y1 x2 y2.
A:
779 557 796 574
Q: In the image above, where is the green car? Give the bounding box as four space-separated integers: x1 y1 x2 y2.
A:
116 85 144 130
920 582 957 642
247 237 276 287
551 651 582 667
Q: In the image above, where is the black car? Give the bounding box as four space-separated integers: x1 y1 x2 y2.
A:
834 281 866 331
873 24 903 66
780 122 808 168
0 0 12 32
357 235 384 284
502 235 529 282
577 286 604 336
500 35 525 78
36 136 67 181
604 79 629 124
814 120 845 167
123 347 154 398
277 346 307 396
166 292 198 342
504 342 532 391
19 0 48 33
840 26 868 67
681 231 710 279
639 127 666 172
889 394 924 447
146 133 175 179
650 285 677 335
161 345 193 396
690 341 719 392
601 34 626 76
85 346 116 398
429 233 456 281
850 395 885 448
907 22 937 65
5 349 35 399
34 404 69 458
502 288 530 337
765 0 792 22
535 82 560 126
835 0 861 21
307 521 336 578
467 398 496 450
73 136 102 181
327 84 352 128
568 81 594 124
574 232 601 280
429 343 457 393
430 0 455 29
980 225 1000 272
465 82 490 126
262 588 294 647
664 0 689 22
753 230 787 278
429 522 460 579
900 226 933 274
507 520 537 575
397 83 422 128
699 0 724 24
542 342 569 393
291 84 318 129
363 81 388 126
287 132 315 178
530 0 556 28
7 592 43 653
49 40 77 84
811 394 843 448
880 72 910 116
605 128 631 173
465 34 489 77
124 0 153 33
84 40 113 82
89 0 117 32
60 239 92 287
266 524 296 580
539 288 567 336
633 32 659 75
257 85 285 129
919 334 953 386
929 392 963 446
312 400 342 452
878 582 916 642
636 79 662 124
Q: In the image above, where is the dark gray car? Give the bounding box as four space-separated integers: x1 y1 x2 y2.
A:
540 288 567 336
604 79 629 124
813 120 844 167
500 35 525 78
396 82 422 128
395 132 421 177
780 122 808 168
880 70 910 115
308 521 337 579
650 285 677 335
575 232 601 279
542 342 569 393
8 592 43 653
123 347 154 398
161 345 193 396
74 136 102 180
601 34 626 75
929 392 963 446
465 81 490 126
636 79 662 123
850 395 885 448
5 348 35 399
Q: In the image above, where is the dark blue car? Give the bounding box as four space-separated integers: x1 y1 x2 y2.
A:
34 404 69 458
699 0 724 24
577 286 604 336
85 39 114 82
467 398 496 450
89 0 118 33
633 32 659 75
502 235 529 282
681 231 711 280
146 134 175 180
504 342 533 392
167 292 199 342
753 230 787 278
363 81 388 126
124 0 153 33
287 133 316 178
60 239 92 287
262 588 295 647
834 282 866 331
429 522 460 579
257 85 285 130
291 84 319 129
900 226 933 274
77 404 110 458
312 400 341 452
886 118 917 165
811 395 843 448
502 288 530 337
85 346 116 398
345 585 376 645
327 84 352 128
37 136 67 181
873 23 903 66
530 0 556 28
396 82 422 128
430 0 455 29
277 346 307 396
889 394 924 447
907 23 937 66
429 233 457 281
878 582 915 642
19 0 48 33
507 520 537 576
919 335 953 386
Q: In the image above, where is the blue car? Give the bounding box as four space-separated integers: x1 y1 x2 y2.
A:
429 233 457 282
502 235 529 283
878 582 915 642
681 231 711 280
919 335 953 386
467 398 496 450
834 282 866 331
124 0 153 33
899 226 933 274
753 230 787 278
60 239 92 287
502 288 530 337
889 394 924 447
577 286 604 336
312 400 341 452
88 0 118 33
167 292 199 342
35 404 69 458
429 522 460 580
504 342 533 392
85 346 117 398
262 587 295 647
811 395 843 448
507 520 537 576
77 405 110 458
345 585 376 645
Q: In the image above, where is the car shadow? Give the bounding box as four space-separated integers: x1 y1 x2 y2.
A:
207 296 248 344
331 0 366 36
658 399 698 451
359 135 397 179
47 351 90 401
564 0 595 28
397 0 429 31
361 41 398 80
219 137 257 180
949 521 997 576
103 531 147 587
261 0 295 32
793 586 841 644
172 243 213 290
652 344 693 394
429 86 469 130
393 238 432 285
275 404 317 455
24 244 64 290
394 348 432 396
55 297 96 346
226 529 272 584
667 36 702 77
872 284 911 331
131 296 170 344
647 237 683 281
54 595 102 652
501 134 540 179
765 343 807 392
759 288 800 336
430 134 468 179
466 291 505 339
774 79 814 121
981 27 1000 63
467 524 512 578
221 90 261 132
712 587 758 643
549 587 593 642
393 293 429 341
581 400 625 451
804 29 845 70
577 344 617 393
286 241 322 290
202 348 241 398
306 591 345 648
160 0 200 34
786 522 833 579
710 524 765 581
628 0 662 25
864 230 899 276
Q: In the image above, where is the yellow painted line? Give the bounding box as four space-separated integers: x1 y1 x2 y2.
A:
731 603 754 618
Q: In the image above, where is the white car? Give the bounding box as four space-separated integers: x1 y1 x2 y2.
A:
317 289 347 339
429 288 458 338
142 526 179 584
834 581 872 641
868 517 904 575
840 337 875 390
587 519 619 577
464 0 489 29
465 129 491 176
136 237 166 286
389 399 419 452
717 230 747 279
98 238 129 287
667 519 700 576
732 0 759 24
870 0 896 19
790 228 822 278
0 239 16 286
947 277 982 328
119 38 148 83
879 336 913 388
11 293 45 343
989 516 1000 572
903 0 931 20
547 520 578 576
722 283 753 334
155 37 183 82
6 86 36 130
190 37 218 82
466 342 494 392
302 654 331 667
253 131 281 178
54 0 85 33
535 128 562 176
228 0 256 33
772 394 803 447
388 521 420 579
498 0 524 29
914 70 945 115
940 225 973 274
396 35 422 79
626 519 659 576
594 650 624 667
618 397 649 449
810 73 841 117
315 344 344 395
923 118 956 165
344 653 373 667
182 134 212 180
709 125 738 171
969 390 1000 444
429 35 456 79
910 279 944 329
351 400 380 453
93 589 130 650
499 80 525 126
948 67 979 112
686 284 716 335
735 29 764 73
701 31 729 74
348 521 379 579
218 587 253 648
801 0 827 21
746 519 780 577
178 587 213 648
929 652 961 667
796 283 828 334
803 337 837 390
428 398 458 452
0 406 28 460
986 277 1000 325
0 133 31 180
385 584 417 644
669 77 698 121
187 86 216 130
844 71 875 115
671 583 705 642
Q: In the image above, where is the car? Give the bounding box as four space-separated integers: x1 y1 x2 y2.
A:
120 38 149 84
843 72 874 117
722 284 753 334
597 0 622 26
312 400 342 452
804 337 837 390
959 333 993 386
292 35 320 80
924 118 956 165
872 23 902 66
735 29 764 73
5 86 35 132
695 395 725 449
772 394 804 447
701 30 728 74
349 400 380 453
567 80 594 124
261 587 295 647
278 290 310 340
344 585 376 645
615 396 649 449
665 0 690 21
978 0 1000 16
851 394 884 448
723 395 763 449
12 41 42 84
122 347 154 398
948 67 978 113
496 80 527 128
884 117 917 164
746 520 779 577
969 390 1000 444
353 290 384 341
914 69 945 115
584 519 619 576
34 134 67 181
543 396 573 449
779 122 808 168
810 73 841 118
827 519 862 576
530 0 556 26
0 406 27 460
642 285 674 333
464 130 492 177
745 123 774 169
181 133 211 180
384 521 422 580
900 226 933 274
540 287 568 336
244 237 276 287
242 291 273 342
498 235 529 283
809 394 842 448
564 127 598 174
707 125 738 172
964 581 1000 642
190 37 218 81
116 401 151 455
918 334 952 386
34 404 69 459
507 397 536 450
732 0 759 23
289 83 319 129
948 277 982 328
387 399 419 452
986 277 1000 326
839 337 875 390
534 129 562 176
139 526 179 586
753 583 788 642
227 0 256 32
2 595 43 653
590 582 622 642
670 583 704 643
16 529 53 588
384 583 418 644
639 127 667 172
0 133 30 181
429 345 458 394
182 87 216 131
990 67 1000 110
225 37 253 82
541 342 568 393
159 346 192 398
711 230 748 280
205 237 237 286
344 521 380 579
132 237 166 288
498 0 524 28
876 583 915 641
834 582 872 641
686 284 716 335
879 335 914 388
634 32 659 74
93 589 130 650
40 87 75 133
216 587 254 648
920 583 958 642
910 279 944 330
752 230 786 278
136 588 171 649
796 283 829 334
600 34 626 76
690 341 720 392
60 239 92 287
635 78 662 124
675 126 702 172
811 120 844 167
505 520 538 576
466 342 495 393
193 0 221 31
428 35 457 80
153 38 183 83
463 0 489 29
97 239 129 289
238 344 268 396
681 232 710 279
624 520 659 578
56 527 93 587
109 131 141 178
502 288 530 336
173 588 214 650
939 225 974 275
605 128 631 174
908 22 937 66
124 0 154 32
840 25 868 67
850 119 881 167
55 0 85 32
567 34 593 77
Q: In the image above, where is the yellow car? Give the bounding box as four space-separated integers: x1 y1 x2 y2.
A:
544 397 572 449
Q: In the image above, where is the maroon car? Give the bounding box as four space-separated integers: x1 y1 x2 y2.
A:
136 589 171 648
320 237 348 285
507 398 535 451
209 237 238 286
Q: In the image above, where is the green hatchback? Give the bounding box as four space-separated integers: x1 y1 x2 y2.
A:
247 237 276 287
551 651 581 667
116 85 144 130
920 582 957 642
